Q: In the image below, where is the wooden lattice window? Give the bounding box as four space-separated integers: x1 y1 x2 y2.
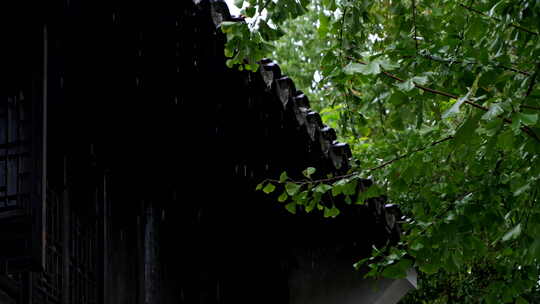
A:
0 97 32 211
0 94 43 274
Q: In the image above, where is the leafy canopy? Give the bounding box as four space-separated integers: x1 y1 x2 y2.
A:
225 0 540 302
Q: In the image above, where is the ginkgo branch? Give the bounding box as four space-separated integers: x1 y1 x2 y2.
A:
368 136 454 172
406 190 477 244
459 3 539 36
339 6 348 60
521 105 540 111
408 54 532 77
412 0 419 53
525 63 540 97
249 0 272 31
262 136 455 188
263 172 359 186
345 56 540 143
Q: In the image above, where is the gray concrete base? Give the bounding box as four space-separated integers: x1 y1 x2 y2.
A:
289 251 417 304
0 290 15 304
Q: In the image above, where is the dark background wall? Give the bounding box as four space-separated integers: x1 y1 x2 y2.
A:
0 1 399 303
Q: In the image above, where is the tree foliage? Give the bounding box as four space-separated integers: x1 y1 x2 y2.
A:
225 0 540 302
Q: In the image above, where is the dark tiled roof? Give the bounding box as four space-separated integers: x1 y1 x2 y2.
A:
202 0 401 243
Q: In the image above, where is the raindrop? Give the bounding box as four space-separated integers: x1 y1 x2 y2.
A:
197 209 203 223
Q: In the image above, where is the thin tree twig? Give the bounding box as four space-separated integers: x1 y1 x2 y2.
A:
410 53 532 77
412 0 419 53
402 54 538 107
345 56 540 143
368 136 454 172
406 189 477 244
249 0 273 31
453 0 471 60
377 99 387 136
339 5 348 61
459 3 539 36
495 64 531 77
263 172 358 186
525 63 540 97
262 136 455 188
521 105 540 111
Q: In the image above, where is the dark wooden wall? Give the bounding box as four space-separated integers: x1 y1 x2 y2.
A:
0 1 400 303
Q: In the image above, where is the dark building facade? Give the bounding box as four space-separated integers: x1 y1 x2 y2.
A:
0 1 405 303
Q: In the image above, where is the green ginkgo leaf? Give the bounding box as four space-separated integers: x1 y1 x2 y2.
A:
502 223 522 242
285 182 301 196
263 183 276 194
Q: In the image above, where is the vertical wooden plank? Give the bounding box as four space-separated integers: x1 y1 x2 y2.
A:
0 101 6 208
61 156 70 304
40 22 48 272
144 202 160 304
97 171 109 304
28 19 47 274
102 173 109 304
137 201 145 304
20 272 32 304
